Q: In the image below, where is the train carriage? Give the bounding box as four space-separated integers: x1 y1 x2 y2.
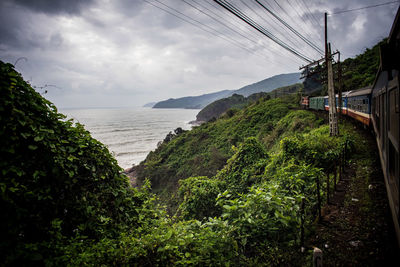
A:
370 7 400 245
337 91 351 115
309 96 325 110
305 7 400 245
346 87 372 126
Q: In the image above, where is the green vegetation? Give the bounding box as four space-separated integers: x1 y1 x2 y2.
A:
1 52 382 265
302 39 382 96
341 40 382 91
196 83 303 122
153 72 300 109
0 61 157 265
137 96 306 210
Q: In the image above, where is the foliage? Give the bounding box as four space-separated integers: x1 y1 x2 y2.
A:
137 98 292 207
1 59 372 266
0 61 152 264
341 40 383 91
54 218 238 266
216 137 268 194
280 125 354 171
196 93 248 122
216 185 300 261
177 176 226 221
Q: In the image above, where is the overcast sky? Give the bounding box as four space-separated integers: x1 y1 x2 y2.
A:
0 0 398 108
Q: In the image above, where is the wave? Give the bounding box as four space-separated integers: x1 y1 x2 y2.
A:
107 138 158 147
116 151 149 157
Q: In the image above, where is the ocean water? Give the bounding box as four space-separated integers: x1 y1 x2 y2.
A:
61 107 199 169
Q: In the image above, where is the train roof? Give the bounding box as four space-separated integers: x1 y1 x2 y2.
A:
347 86 372 97
335 91 352 97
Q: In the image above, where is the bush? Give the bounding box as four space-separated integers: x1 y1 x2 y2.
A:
0 61 148 264
216 137 268 194
177 176 226 220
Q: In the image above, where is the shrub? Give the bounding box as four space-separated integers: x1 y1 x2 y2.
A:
0 61 147 264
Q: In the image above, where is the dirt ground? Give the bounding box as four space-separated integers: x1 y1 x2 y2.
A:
307 128 399 266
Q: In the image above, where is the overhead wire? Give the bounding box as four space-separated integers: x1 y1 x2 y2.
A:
241 1 304 50
202 0 304 65
184 0 302 66
182 0 259 45
287 0 325 47
254 0 324 56
143 0 296 69
283 0 324 48
297 0 321 27
143 0 261 57
331 0 400 15
213 0 313 62
238 0 306 65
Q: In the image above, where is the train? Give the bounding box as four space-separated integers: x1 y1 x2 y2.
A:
304 86 372 127
301 7 400 246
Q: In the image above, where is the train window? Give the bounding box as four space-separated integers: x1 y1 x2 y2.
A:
389 88 399 145
388 142 399 218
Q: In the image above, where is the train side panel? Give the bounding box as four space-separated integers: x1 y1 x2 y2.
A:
347 88 372 127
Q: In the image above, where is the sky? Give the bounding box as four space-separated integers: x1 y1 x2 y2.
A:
0 0 398 108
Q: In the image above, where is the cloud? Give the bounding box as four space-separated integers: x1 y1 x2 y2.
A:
9 0 95 15
0 0 398 108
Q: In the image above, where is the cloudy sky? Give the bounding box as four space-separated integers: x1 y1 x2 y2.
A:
0 0 398 108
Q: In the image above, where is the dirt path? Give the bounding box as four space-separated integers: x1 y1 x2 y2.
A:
307 129 399 266
123 166 138 187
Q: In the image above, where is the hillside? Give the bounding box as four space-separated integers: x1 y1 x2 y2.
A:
153 72 301 109
341 40 382 91
234 72 301 96
143 102 156 107
301 39 383 96
153 90 233 109
137 95 318 209
196 83 303 122
195 93 248 122
2 60 396 265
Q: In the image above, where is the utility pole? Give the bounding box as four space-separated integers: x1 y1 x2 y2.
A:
337 51 343 123
299 13 340 137
325 13 338 136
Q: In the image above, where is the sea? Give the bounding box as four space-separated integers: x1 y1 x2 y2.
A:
61 107 199 169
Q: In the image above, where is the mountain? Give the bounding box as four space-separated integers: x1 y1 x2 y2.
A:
196 83 302 122
153 72 301 109
143 102 157 108
196 93 249 122
153 90 233 109
233 73 302 97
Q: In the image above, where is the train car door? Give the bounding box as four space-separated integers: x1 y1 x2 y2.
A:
387 76 400 220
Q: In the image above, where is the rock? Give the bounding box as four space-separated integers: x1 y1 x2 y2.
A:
313 247 323 267
368 184 374 190
349 240 362 247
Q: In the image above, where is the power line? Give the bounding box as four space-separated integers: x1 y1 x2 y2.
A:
297 0 321 27
255 0 324 55
142 0 257 56
214 0 313 62
181 0 279 61
236 0 308 64
268 0 324 52
331 0 399 15
284 0 322 46
239 0 306 56
202 0 304 65
142 0 296 69
288 0 325 47
182 0 258 45
183 0 302 65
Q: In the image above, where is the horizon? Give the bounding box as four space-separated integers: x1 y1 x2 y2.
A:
1 0 397 108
